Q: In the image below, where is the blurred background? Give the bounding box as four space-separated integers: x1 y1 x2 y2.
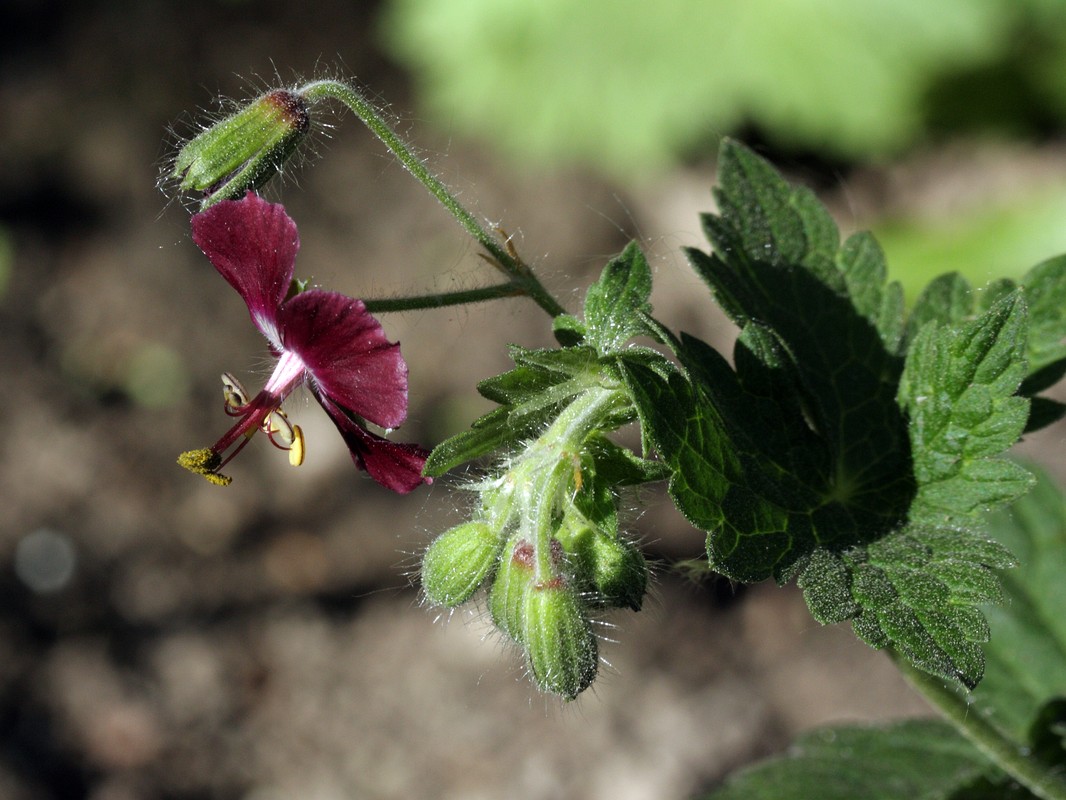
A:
3 1 1066 797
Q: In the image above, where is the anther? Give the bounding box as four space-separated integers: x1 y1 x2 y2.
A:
222 372 250 413
263 409 295 447
288 425 305 467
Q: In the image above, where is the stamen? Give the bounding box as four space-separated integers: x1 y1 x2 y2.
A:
264 408 295 447
289 425 305 467
222 372 250 414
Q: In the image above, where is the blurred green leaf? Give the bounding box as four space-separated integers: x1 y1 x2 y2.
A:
381 0 1011 177
875 189 1066 302
974 467 1066 741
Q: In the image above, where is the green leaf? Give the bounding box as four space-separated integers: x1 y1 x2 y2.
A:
836 524 1017 687
899 292 1033 524
1020 254 1066 378
619 356 802 582
551 313 586 346
972 467 1066 741
1027 698 1066 771
650 141 1032 686
703 720 997 800
838 231 906 352
424 407 547 476
426 345 605 476
669 141 914 583
905 272 974 343
581 241 654 354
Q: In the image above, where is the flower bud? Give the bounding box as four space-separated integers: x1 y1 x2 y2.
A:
523 581 598 700
488 537 535 644
172 89 311 206
421 521 502 607
568 524 648 611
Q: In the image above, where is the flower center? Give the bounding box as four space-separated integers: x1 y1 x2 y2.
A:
177 352 308 485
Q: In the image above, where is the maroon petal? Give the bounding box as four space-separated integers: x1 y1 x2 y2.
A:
279 290 408 429
315 391 429 494
191 192 298 346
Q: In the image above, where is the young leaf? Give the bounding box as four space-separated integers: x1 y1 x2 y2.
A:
425 346 603 476
581 241 654 354
425 242 662 478
703 720 999 800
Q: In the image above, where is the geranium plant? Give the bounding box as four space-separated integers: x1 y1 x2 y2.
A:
167 79 1066 799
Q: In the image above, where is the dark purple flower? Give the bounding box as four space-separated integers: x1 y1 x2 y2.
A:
177 192 429 493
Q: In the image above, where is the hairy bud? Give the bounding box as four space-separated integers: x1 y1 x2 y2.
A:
488 537 536 644
523 581 598 701
172 89 311 207
566 522 648 611
421 521 502 607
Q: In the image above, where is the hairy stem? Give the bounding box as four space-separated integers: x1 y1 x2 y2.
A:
362 282 525 313
892 652 1066 800
297 79 566 318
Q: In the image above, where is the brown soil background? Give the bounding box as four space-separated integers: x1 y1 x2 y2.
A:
4 2 1065 798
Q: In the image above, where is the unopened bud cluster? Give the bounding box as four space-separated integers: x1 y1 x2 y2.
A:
421 387 648 700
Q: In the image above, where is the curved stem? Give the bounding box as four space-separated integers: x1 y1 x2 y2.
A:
362 282 525 314
891 651 1066 800
296 79 566 319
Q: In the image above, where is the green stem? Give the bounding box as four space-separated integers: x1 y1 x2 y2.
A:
892 652 1066 800
362 282 525 313
296 79 566 319
521 385 628 582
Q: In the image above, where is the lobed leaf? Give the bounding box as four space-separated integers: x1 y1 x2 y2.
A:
898 292 1033 524
644 140 1037 686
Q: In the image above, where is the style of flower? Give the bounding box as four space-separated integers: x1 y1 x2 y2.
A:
177 192 429 493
